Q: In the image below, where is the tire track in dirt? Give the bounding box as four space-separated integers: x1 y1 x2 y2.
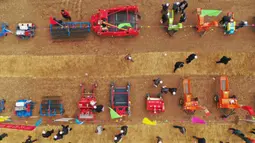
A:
0 52 254 78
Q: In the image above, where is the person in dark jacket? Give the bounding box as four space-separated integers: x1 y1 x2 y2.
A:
23 136 37 143
61 125 72 135
173 62 184 73
120 125 128 136
114 133 124 143
161 3 170 14
125 54 134 62
250 128 255 134
179 12 187 23
61 9 71 21
42 129 54 138
186 53 197 64
156 136 163 143
0 133 7 140
192 136 206 143
236 21 248 30
169 88 177 95
216 56 231 65
161 86 169 94
179 0 188 13
173 125 186 134
228 128 245 138
219 16 231 25
93 105 104 113
54 130 64 141
160 13 168 24
173 2 180 13
153 78 163 87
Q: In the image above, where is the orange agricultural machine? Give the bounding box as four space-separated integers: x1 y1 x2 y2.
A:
179 79 210 116
214 76 255 117
195 8 221 36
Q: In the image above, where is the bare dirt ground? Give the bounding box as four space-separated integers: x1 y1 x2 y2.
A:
0 0 255 142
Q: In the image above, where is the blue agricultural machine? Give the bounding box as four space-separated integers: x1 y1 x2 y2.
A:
49 17 90 39
0 99 5 113
14 100 34 117
0 23 12 37
39 96 64 117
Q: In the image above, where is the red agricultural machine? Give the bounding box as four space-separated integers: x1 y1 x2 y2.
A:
146 93 165 114
179 79 210 116
77 83 98 120
195 8 221 37
91 6 140 37
110 82 131 117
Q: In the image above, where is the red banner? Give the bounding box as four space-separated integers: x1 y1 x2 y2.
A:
0 123 36 131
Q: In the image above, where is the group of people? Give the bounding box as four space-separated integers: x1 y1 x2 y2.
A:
173 54 232 73
42 125 72 141
50 9 72 26
153 78 177 95
161 0 188 24
173 53 198 73
219 13 248 33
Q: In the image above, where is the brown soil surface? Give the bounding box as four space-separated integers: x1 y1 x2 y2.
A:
0 0 255 142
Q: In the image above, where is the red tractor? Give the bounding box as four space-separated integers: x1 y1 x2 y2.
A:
77 83 97 120
91 6 140 37
146 93 165 114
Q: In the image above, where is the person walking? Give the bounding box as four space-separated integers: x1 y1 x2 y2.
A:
42 129 54 138
216 56 231 65
61 125 72 135
192 136 206 143
228 128 245 138
173 125 186 134
156 136 163 143
0 133 7 141
120 126 128 136
23 136 37 143
61 9 71 21
114 133 124 143
173 62 184 73
160 13 169 24
186 53 197 64
236 21 248 30
161 86 169 94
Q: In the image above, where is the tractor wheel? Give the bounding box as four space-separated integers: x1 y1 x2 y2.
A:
214 95 219 102
179 98 184 106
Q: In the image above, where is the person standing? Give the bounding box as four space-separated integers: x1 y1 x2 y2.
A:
161 86 169 94
228 128 245 138
125 54 134 62
236 21 248 30
179 0 188 13
216 56 231 65
114 133 124 143
179 12 187 23
23 136 37 143
95 125 105 135
169 88 177 95
61 125 72 135
186 53 197 64
172 2 180 14
153 78 163 87
61 9 71 21
161 3 170 14
93 105 104 113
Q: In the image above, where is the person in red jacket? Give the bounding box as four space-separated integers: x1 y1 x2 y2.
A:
61 9 71 21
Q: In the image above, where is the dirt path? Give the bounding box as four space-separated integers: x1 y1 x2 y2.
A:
0 52 254 78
